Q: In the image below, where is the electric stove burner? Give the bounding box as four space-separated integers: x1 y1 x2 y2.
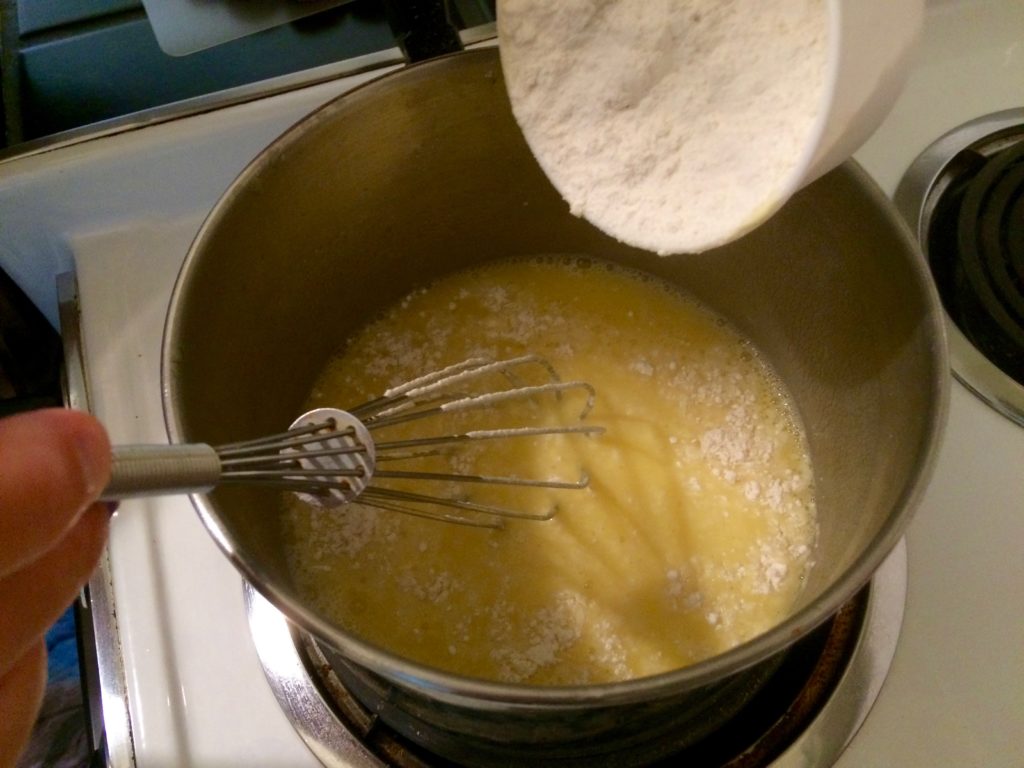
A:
928 135 1024 378
301 595 864 768
896 109 1024 425
244 543 906 768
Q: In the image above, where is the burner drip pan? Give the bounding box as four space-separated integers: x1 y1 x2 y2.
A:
304 593 863 767
244 542 906 768
896 108 1024 425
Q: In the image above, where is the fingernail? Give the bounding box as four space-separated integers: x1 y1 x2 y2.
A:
74 429 109 499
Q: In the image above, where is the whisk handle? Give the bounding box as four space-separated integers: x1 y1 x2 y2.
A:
102 444 221 500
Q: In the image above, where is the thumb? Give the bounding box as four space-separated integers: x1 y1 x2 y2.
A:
0 409 111 578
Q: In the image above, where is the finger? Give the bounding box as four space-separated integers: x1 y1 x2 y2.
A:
0 408 110 578
0 502 109 679
0 640 46 768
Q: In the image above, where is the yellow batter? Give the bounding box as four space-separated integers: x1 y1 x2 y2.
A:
283 257 816 685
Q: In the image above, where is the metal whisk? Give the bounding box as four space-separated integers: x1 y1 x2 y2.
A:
102 356 604 527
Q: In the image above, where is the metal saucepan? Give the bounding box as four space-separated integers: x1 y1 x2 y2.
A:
162 49 947 764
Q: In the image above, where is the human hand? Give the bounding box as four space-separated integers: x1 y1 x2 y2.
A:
0 409 111 768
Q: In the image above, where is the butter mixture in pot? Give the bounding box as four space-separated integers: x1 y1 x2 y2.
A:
282 257 817 684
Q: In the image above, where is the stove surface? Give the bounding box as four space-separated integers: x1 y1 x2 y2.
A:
0 2 1022 766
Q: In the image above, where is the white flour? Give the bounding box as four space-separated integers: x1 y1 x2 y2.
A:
498 0 829 255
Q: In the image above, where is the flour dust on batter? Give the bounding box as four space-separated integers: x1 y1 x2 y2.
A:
282 257 817 685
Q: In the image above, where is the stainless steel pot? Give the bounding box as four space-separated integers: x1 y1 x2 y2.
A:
163 49 948 764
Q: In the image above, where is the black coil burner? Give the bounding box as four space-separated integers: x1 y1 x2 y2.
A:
896 109 1024 424
927 136 1024 384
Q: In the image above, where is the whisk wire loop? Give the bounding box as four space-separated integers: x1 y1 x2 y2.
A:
103 356 602 528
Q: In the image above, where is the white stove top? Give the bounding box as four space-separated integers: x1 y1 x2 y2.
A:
1 2 1022 765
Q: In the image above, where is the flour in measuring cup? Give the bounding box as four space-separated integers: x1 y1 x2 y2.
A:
498 0 829 255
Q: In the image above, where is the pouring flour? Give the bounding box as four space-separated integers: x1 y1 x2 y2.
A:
497 0 924 255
